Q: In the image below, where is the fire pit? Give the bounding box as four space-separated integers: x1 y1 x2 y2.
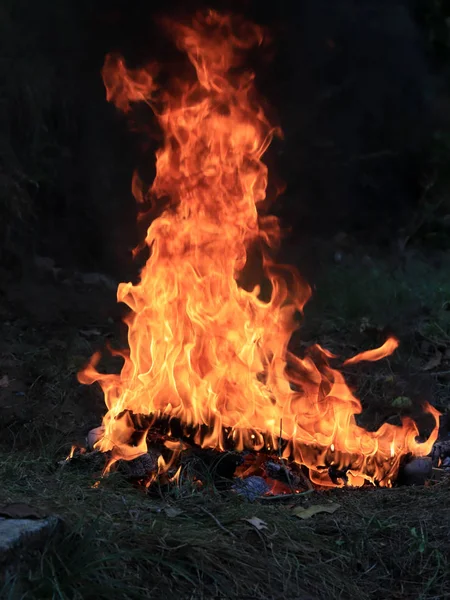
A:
74 11 439 493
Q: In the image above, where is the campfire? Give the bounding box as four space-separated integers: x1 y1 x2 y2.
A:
77 11 439 492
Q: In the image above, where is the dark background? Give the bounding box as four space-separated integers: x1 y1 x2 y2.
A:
1 0 449 281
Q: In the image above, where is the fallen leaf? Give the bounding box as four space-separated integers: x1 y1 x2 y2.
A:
242 516 268 530
0 503 47 519
422 351 442 371
391 396 412 409
0 375 9 388
292 503 341 519
164 506 183 518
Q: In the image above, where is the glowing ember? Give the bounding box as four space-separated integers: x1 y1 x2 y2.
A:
79 11 439 487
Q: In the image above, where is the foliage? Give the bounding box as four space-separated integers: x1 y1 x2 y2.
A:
306 253 450 340
0 0 82 266
417 0 450 59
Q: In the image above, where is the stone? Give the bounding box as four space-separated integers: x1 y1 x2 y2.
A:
431 439 450 467
86 425 105 450
0 517 59 562
399 457 433 486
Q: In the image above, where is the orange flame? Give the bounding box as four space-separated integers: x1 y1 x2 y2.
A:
79 11 439 487
343 336 400 366
65 444 77 461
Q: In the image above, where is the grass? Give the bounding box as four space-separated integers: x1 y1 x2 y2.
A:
0 447 449 600
0 253 450 599
0 2 449 594
305 252 450 340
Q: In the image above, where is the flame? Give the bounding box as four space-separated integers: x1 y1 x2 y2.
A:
65 444 77 461
343 336 399 366
79 11 439 487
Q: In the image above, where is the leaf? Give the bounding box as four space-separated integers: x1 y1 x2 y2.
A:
422 351 442 371
292 503 341 519
164 506 183 518
0 375 9 388
391 396 412 409
243 516 268 530
0 503 47 519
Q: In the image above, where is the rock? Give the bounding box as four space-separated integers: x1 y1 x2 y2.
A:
0 517 59 562
232 476 270 501
399 457 432 486
431 439 450 467
86 425 105 450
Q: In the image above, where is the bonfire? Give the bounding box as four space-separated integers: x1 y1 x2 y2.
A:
77 10 439 491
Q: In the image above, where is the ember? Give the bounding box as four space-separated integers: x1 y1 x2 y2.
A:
78 10 439 488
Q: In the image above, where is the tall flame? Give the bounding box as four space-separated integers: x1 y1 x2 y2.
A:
79 11 439 487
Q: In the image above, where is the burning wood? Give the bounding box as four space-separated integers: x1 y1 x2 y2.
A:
76 11 439 490
117 452 159 480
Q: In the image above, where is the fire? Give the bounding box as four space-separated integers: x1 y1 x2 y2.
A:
79 11 439 487
343 336 400 366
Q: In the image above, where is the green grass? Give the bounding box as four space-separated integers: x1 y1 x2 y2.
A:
297 252 450 421
305 253 450 340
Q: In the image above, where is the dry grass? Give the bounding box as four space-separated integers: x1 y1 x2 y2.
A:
0 447 449 600
0 256 450 599
0 2 449 596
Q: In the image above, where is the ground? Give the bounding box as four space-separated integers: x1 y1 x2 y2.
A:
0 244 449 600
